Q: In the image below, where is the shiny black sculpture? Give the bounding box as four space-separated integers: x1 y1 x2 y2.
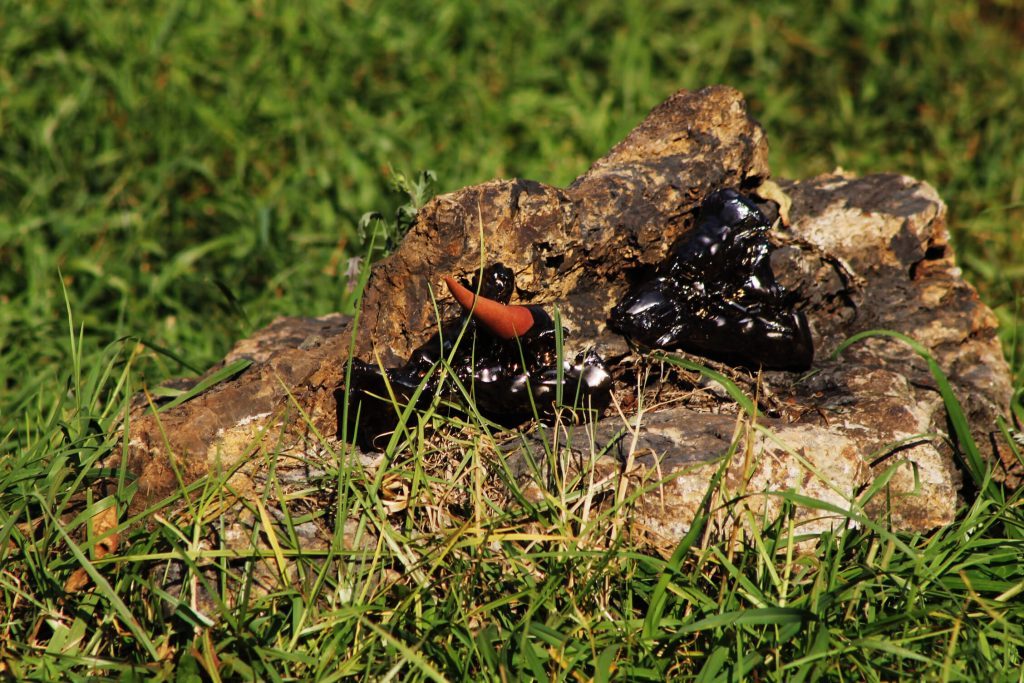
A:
610 188 813 371
343 264 612 448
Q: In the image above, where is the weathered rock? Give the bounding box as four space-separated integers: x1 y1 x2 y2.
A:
116 86 1016 554
121 85 770 510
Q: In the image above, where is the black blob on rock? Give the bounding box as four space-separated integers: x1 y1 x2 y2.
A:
610 188 813 371
342 263 612 450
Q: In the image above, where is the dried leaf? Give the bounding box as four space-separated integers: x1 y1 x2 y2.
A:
381 473 410 515
91 503 120 560
63 568 91 593
63 500 120 593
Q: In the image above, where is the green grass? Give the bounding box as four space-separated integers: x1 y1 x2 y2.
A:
2 0 1024 679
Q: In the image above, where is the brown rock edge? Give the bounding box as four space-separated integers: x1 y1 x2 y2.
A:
118 86 1015 544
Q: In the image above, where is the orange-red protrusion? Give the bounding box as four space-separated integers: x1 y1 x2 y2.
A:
444 276 536 340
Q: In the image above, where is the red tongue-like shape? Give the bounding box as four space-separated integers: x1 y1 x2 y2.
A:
444 276 536 340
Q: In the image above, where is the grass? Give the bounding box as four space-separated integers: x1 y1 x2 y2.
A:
2 0 1024 679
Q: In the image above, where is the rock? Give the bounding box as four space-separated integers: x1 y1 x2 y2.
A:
115 86 1016 558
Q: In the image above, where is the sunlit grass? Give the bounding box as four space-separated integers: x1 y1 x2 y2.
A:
2 0 1024 678
3 296 1022 679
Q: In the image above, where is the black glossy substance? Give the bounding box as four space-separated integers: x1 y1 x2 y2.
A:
610 188 813 371
343 264 612 448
